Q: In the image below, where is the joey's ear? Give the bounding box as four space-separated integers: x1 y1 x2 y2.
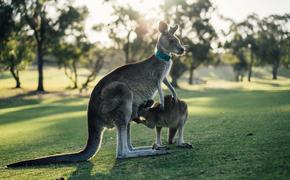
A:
159 21 168 33
169 24 179 34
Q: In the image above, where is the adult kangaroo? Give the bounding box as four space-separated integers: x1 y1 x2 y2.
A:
7 21 185 167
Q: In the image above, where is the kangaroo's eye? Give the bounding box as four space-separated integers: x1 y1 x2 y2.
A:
169 39 174 43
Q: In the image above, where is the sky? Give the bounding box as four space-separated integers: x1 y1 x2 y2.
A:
213 0 290 21
74 0 290 44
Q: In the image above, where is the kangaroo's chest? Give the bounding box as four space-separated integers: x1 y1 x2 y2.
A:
132 60 172 104
160 60 172 80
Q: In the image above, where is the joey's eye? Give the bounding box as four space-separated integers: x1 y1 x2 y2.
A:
169 39 174 43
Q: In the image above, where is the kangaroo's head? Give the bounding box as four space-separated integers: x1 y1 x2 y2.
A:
157 21 185 56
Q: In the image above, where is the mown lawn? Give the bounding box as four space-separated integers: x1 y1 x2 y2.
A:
0 68 290 179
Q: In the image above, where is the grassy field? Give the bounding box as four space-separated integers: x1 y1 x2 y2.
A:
0 68 290 179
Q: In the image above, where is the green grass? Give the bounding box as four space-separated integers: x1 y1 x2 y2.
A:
0 68 290 179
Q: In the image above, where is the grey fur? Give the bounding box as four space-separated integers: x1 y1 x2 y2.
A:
6 21 184 167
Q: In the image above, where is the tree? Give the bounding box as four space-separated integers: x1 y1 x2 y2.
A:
237 14 260 82
11 0 88 91
281 32 290 68
162 0 217 85
54 36 91 89
0 31 33 88
55 41 105 91
80 47 106 92
107 5 139 64
257 14 290 79
223 15 262 82
0 3 14 44
187 0 217 84
103 1 157 64
0 2 33 88
54 43 82 89
224 30 248 82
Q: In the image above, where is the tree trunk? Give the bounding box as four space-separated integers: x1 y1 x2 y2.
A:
124 31 131 64
188 64 194 85
248 66 252 82
272 61 279 80
72 60 78 89
235 72 240 82
248 52 254 82
9 65 21 88
15 78 21 88
36 41 44 92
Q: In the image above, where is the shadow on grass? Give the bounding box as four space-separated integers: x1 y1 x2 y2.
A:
0 90 89 109
1 102 84 134
0 91 42 109
0 92 88 125
0 103 86 126
67 161 94 180
67 148 198 179
254 81 281 87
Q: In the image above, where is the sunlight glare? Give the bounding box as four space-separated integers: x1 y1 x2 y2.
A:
75 0 164 45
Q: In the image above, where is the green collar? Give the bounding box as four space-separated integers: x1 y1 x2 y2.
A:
155 50 171 61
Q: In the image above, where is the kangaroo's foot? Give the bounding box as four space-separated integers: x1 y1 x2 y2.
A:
130 146 154 151
117 149 169 159
177 142 193 149
128 143 154 151
152 143 169 150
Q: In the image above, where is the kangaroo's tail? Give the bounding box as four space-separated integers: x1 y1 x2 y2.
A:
6 124 104 168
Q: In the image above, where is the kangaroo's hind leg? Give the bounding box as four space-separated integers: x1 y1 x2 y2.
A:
127 123 154 151
152 127 168 150
176 123 192 149
106 82 168 158
128 100 157 151
117 124 169 158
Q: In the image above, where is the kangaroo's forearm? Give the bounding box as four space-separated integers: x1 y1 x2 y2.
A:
157 83 164 107
163 78 177 98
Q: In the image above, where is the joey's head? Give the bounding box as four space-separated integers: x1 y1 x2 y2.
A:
157 21 185 56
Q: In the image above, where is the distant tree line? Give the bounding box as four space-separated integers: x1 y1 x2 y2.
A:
224 13 290 81
1 0 289 91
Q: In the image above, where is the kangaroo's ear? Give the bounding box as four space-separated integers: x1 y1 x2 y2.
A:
159 21 168 33
169 24 179 34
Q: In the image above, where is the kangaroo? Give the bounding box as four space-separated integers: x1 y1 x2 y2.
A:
134 95 192 150
6 21 185 167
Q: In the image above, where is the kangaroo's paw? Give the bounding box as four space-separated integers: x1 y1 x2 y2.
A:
152 143 169 150
177 142 193 149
